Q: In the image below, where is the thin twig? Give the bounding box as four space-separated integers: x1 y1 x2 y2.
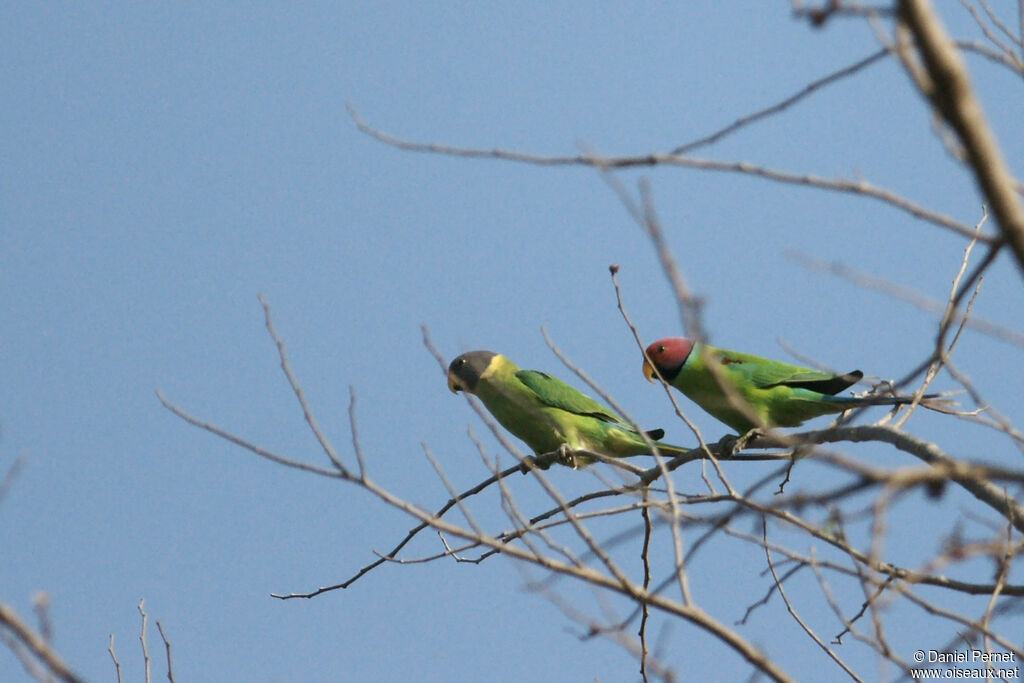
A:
898 0 1024 275
0 455 24 509
258 294 349 475
958 0 1022 64
139 599 151 683
541 327 695 604
785 250 1024 349
108 634 123 683
672 49 890 154
639 490 654 683
311 461 522 596
156 621 175 683
793 425 1024 533
0 601 84 683
156 391 342 479
348 105 988 243
762 518 863 682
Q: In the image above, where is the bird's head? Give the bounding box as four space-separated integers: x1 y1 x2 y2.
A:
642 337 695 383
447 350 498 394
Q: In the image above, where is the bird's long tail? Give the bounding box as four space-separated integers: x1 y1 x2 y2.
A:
831 391 959 414
640 428 693 457
649 439 694 457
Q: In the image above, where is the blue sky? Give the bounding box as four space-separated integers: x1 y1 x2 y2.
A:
3 3 1023 681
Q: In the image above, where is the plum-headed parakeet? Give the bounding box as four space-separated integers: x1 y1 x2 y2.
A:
448 350 691 466
642 337 942 434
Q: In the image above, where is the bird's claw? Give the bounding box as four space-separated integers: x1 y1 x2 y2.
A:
557 443 581 469
519 445 585 472
717 428 762 456
716 433 738 457
736 428 762 452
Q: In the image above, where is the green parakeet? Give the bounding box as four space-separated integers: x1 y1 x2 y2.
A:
643 337 942 433
447 350 691 466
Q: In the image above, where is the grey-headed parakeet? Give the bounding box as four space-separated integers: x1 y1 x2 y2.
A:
448 350 690 466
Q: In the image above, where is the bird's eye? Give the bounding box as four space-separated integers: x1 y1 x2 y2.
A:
657 345 665 353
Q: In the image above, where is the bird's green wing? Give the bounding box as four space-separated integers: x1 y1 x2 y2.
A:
766 369 863 395
516 370 626 424
712 348 862 395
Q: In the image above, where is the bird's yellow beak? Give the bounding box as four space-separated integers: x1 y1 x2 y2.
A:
447 373 464 393
642 360 656 382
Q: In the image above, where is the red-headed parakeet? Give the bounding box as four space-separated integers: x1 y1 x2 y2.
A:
642 337 942 434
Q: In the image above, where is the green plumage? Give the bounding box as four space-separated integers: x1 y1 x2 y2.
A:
644 337 932 434
448 350 690 466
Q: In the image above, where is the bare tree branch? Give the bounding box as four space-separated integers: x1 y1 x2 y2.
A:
785 250 1024 350
139 599 151 683
786 425 1024 532
672 49 890 154
108 634 123 683
762 518 863 682
156 621 175 683
347 105 988 243
0 601 84 683
898 0 1024 275
151 8 1024 675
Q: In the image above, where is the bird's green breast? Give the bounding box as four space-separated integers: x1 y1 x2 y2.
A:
472 357 570 454
675 344 856 432
674 344 768 433
472 355 656 457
